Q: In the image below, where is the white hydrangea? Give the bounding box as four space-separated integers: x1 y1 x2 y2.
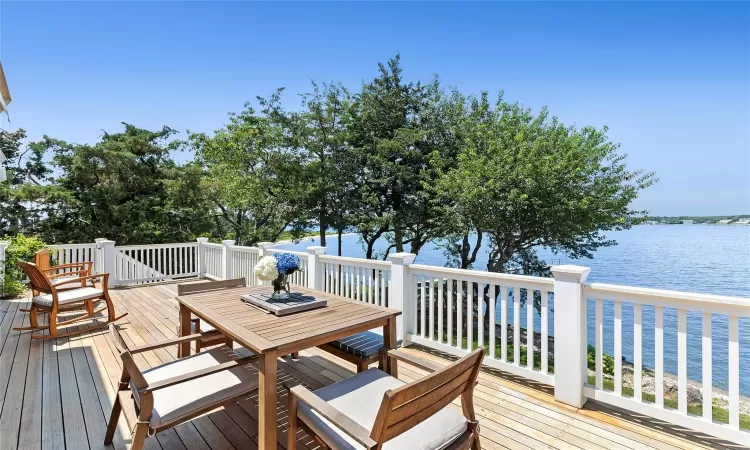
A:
254 256 279 281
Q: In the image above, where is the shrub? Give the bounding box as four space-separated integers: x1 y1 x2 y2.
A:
1 234 47 298
587 344 615 376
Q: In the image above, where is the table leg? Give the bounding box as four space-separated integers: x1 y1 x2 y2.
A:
178 304 191 358
384 316 398 378
258 351 278 450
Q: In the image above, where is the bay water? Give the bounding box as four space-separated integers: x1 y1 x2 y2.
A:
277 225 750 395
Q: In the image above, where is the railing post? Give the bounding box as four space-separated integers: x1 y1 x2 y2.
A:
221 239 235 280
0 240 9 297
305 246 326 290
389 252 416 344
256 242 275 285
551 265 591 408
98 240 117 288
94 238 106 274
196 237 209 278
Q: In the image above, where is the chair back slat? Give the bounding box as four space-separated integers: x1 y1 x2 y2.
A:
34 249 51 271
17 260 52 293
177 278 246 296
372 347 484 443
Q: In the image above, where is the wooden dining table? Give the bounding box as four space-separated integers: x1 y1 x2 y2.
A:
176 284 402 450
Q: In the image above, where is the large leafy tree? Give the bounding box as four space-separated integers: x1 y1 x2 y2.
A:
36 124 213 244
188 99 306 245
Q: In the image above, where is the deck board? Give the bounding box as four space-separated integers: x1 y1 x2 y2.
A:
0 280 744 450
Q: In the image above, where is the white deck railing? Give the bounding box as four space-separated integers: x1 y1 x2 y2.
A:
48 243 99 273
9 238 747 445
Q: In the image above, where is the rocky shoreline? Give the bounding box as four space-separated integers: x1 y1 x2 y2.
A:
497 324 749 415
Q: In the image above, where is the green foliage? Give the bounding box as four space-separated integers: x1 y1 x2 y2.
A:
587 344 615 375
1 234 46 298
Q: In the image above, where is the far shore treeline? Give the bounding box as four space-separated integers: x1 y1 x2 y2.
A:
1 55 655 278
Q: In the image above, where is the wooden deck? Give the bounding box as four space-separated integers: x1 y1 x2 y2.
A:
0 280 744 450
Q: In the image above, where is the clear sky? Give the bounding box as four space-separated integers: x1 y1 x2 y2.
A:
1 1 748 216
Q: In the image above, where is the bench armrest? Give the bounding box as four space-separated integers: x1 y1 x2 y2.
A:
287 383 377 450
129 330 223 353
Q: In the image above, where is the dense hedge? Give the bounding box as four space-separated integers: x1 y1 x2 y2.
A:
1 234 46 298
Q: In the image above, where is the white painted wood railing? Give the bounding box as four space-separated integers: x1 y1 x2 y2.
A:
0 241 8 296
48 243 99 273
582 283 749 445
200 242 224 280
114 242 199 284
317 255 392 307
406 264 555 385
227 245 261 286
267 249 309 287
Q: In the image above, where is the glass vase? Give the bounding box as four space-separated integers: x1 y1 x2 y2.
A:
271 273 290 300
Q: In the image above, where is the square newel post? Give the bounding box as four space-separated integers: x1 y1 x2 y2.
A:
389 252 416 345
196 237 209 278
221 239 235 280
0 241 9 296
551 265 591 408
306 246 326 290
256 242 275 285
97 240 117 288
94 238 106 274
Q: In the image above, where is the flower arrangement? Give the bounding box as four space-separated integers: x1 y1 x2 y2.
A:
254 253 301 299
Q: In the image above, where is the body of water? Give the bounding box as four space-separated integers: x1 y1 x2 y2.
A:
277 225 750 395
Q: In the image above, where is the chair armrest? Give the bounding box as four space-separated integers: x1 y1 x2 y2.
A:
48 270 88 279
129 331 223 353
140 355 259 394
287 384 377 450
51 273 108 288
44 262 92 273
384 349 445 373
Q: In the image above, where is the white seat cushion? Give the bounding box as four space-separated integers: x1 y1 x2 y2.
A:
298 368 468 450
131 346 257 428
32 287 103 307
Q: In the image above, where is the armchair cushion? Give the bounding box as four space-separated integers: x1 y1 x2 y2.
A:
131 346 257 428
297 368 468 450
32 287 104 307
327 330 401 358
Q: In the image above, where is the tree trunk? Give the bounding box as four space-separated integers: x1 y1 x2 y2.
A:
337 228 343 257
319 212 326 247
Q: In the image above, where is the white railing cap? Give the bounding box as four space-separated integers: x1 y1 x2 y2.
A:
551 265 591 283
257 242 275 250
196 237 209 243
0 241 9 247
390 252 417 265
221 239 235 246
306 246 326 255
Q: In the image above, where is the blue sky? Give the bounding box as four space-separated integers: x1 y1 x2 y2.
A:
1 1 748 216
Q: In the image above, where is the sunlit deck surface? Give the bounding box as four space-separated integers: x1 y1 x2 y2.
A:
0 280 744 450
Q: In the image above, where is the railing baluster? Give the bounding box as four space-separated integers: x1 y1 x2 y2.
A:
501 286 507 362
541 290 549 374
467 282 474 351
448 279 454 346
477 283 484 349
489 284 496 359
527 289 534 370
513 287 520 365
677 309 687 413
728 315 739 429
430 277 436 341
702 312 712 421
457 281 463 349
615 300 622 395
596 298 603 389
438 278 444 343
634 303 642 401
655 306 664 407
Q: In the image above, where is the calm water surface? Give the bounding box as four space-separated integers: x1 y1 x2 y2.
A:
278 225 750 395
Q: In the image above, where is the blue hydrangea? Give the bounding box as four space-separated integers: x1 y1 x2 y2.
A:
276 253 301 275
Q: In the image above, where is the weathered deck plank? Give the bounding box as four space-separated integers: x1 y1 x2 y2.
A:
0 280 744 450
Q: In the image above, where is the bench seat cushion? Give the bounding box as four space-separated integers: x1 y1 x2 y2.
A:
325 331 400 359
298 368 468 450
131 346 258 428
32 287 103 307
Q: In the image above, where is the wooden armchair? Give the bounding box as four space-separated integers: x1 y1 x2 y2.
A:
287 347 484 450
34 248 95 292
176 278 246 353
105 324 259 450
14 260 127 339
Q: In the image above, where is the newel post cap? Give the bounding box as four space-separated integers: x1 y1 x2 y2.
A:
306 246 327 255
221 239 235 246
256 242 275 250
551 265 591 283
196 237 209 244
0 241 9 249
389 252 417 265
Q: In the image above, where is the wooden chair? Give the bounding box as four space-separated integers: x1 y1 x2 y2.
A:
105 323 259 450
317 330 400 373
287 347 484 450
176 278 246 353
13 260 127 339
33 248 95 292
